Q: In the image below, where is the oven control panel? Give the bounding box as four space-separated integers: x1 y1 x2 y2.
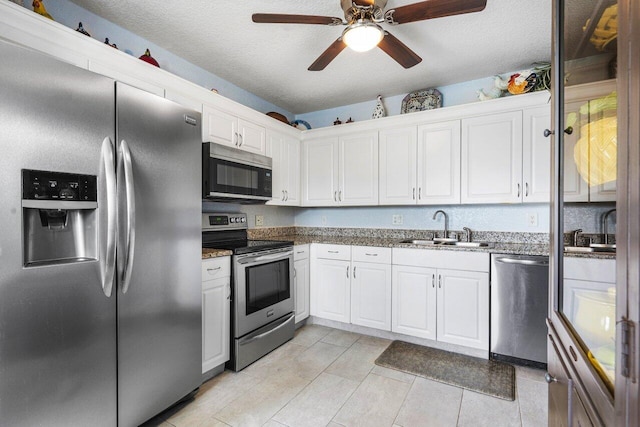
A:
202 213 247 231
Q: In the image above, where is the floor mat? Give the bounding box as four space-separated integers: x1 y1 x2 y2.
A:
375 340 515 401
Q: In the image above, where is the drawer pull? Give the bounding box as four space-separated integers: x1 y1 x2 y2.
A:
296 251 306 254
207 267 222 272
328 250 339 254
365 253 378 256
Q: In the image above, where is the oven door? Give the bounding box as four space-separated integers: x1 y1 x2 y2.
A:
233 247 294 337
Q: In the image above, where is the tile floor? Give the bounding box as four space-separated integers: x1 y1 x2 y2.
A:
143 325 548 427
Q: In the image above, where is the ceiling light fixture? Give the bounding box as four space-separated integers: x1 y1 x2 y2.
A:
342 21 384 52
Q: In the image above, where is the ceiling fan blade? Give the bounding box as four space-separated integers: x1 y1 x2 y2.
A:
252 13 343 25
378 31 422 68
308 38 348 71
386 0 487 25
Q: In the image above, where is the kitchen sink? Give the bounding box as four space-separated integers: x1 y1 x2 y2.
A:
399 239 490 248
565 245 616 253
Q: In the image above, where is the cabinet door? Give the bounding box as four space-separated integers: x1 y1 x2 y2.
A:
563 101 590 202
294 257 310 323
417 120 461 204
267 130 286 204
436 269 489 350
313 258 351 322
203 105 237 147
351 261 392 331
339 132 379 205
238 118 266 155
379 127 418 205
283 136 301 205
523 106 551 203
302 138 339 206
392 265 437 340
461 111 523 204
202 277 230 373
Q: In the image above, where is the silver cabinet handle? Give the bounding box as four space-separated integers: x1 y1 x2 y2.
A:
296 250 305 254
353 266 356 279
438 275 442 289
328 250 339 254
544 373 557 384
413 188 416 200
419 187 422 200
282 190 285 201
118 139 136 294
334 191 338 202
293 268 297 278
346 266 349 278
365 253 378 257
285 190 289 201
432 274 435 288
207 266 222 273
238 133 243 146
100 137 116 298
525 182 529 197
227 285 231 300
517 183 521 198
234 132 239 146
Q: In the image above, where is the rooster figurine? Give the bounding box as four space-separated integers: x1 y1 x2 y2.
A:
508 72 537 95
32 0 53 20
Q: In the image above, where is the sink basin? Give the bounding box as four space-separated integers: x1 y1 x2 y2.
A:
442 241 490 248
400 239 438 245
433 237 459 243
565 245 616 253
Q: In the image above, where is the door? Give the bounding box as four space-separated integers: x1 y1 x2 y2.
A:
392 265 437 340
294 256 310 323
461 111 523 203
269 131 300 206
203 105 237 147
417 120 461 204
313 258 351 322
437 269 489 350
379 126 418 205
202 276 230 373
522 106 551 203
238 118 266 155
0 41 117 426
302 138 339 206
339 132 379 205
351 261 392 331
115 83 202 426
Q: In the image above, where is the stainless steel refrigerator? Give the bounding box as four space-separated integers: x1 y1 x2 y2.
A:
0 40 202 426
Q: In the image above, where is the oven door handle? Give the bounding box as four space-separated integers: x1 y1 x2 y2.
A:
237 250 293 265
239 313 295 345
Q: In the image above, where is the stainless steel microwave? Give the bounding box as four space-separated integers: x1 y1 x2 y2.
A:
202 142 272 203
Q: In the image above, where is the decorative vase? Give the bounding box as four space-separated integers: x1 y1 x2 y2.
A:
372 95 386 119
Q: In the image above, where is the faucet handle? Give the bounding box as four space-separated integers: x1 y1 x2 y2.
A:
462 227 472 242
571 229 583 247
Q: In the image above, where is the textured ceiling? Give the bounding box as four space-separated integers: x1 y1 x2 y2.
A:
67 0 552 114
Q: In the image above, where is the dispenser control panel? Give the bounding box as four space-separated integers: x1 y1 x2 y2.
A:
22 169 97 201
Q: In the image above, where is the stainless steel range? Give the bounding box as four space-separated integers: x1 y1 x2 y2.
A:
202 213 295 371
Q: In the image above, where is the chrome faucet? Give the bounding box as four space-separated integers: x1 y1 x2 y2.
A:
432 210 448 238
602 209 616 245
571 229 583 247
463 227 472 242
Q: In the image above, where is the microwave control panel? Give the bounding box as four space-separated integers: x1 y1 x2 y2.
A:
22 169 97 201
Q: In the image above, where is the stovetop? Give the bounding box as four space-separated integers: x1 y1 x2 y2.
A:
201 212 292 255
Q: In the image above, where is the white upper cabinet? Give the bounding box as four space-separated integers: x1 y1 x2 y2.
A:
417 120 461 204
379 127 418 205
522 106 552 203
267 130 300 206
339 132 379 205
302 132 378 206
461 111 523 204
202 105 266 155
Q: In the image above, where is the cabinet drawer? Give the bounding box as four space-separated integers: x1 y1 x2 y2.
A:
352 246 391 264
202 257 231 282
294 244 310 260
314 243 351 260
393 248 489 272
564 257 615 283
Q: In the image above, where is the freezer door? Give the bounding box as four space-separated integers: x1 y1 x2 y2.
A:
115 83 202 426
0 41 117 426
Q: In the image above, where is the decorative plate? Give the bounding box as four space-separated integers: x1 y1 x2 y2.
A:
401 89 442 114
292 119 311 130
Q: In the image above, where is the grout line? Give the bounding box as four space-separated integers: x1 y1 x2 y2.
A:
455 389 465 426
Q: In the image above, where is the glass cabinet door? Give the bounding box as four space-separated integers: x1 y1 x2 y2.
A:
551 0 618 410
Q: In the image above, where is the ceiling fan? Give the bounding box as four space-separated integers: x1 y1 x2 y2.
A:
252 0 487 71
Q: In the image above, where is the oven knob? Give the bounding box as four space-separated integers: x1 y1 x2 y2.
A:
230 217 236 223
240 217 246 223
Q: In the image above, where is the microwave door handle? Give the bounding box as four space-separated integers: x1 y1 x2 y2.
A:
100 137 117 297
118 139 136 294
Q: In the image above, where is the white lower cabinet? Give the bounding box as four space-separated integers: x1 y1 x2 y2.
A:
293 244 310 323
201 257 231 374
311 244 391 331
392 248 490 351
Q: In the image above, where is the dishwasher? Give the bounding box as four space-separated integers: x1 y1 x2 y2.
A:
490 254 549 369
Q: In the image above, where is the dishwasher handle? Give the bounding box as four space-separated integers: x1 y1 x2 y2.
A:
495 257 548 266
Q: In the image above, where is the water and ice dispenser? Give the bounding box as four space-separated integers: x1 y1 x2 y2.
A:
22 169 98 267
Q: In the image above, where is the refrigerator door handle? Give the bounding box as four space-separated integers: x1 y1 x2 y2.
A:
118 139 136 294
101 137 117 297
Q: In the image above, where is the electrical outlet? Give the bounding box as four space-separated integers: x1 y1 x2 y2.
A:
255 215 264 226
527 213 538 227
321 216 327 225
392 214 403 225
